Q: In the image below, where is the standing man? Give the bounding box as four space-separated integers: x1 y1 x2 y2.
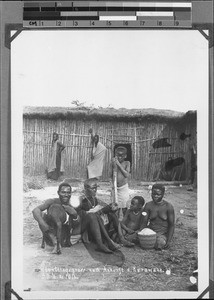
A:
47 132 65 181
111 146 130 220
87 129 107 180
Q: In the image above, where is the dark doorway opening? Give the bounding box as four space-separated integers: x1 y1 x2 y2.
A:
113 143 132 167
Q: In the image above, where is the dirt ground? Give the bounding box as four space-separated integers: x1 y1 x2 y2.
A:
23 175 197 292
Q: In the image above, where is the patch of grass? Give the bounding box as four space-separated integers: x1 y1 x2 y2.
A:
188 228 198 238
23 176 45 191
175 217 184 228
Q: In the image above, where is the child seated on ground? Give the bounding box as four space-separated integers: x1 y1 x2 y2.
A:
113 196 145 246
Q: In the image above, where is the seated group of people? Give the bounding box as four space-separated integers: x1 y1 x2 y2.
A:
32 178 175 254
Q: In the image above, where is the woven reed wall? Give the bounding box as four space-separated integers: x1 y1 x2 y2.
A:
23 117 196 181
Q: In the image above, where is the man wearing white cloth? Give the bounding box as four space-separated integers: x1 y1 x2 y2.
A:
111 146 130 220
87 130 107 179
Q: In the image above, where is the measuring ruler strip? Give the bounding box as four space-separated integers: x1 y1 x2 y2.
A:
24 2 192 10
23 19 191 27
24 11 189 20
23 1 192 27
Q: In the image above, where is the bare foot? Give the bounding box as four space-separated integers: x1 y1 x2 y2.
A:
120 238 135 247
51 244 61 254
95 244 113 254
108 240 121 251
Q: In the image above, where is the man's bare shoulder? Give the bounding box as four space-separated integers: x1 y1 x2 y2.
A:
45 198 60 204
121 160 130 169
36 198 60 210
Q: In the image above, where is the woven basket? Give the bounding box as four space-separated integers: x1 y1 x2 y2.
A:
138 232 157 249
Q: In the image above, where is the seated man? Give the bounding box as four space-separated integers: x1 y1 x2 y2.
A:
73 178 133 253
119 196 145 246
140 183 175 250
32 183 78 253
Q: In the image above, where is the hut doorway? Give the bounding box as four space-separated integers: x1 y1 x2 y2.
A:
113 143 132 166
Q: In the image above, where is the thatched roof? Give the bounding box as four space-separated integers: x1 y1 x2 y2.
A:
23 106 196 122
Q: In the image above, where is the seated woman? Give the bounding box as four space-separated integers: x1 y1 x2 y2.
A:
72 178 121 253
140 184 175 250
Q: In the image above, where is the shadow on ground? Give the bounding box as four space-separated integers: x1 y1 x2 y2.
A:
83 242 125 267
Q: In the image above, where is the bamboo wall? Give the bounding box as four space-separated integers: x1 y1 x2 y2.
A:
23 116 196 181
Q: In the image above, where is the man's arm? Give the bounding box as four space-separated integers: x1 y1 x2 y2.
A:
115 160 130 178
164 204 175 249
139 203 150 231
32 199 57 232
57 141 65 152
62 204 78 217
88 129 95 159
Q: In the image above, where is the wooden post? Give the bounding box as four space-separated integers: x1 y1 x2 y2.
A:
134 127 137 180
112 167 118 204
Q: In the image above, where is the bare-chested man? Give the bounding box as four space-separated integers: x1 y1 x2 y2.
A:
111 146 130 219
32 183 78 253
140 184 175 250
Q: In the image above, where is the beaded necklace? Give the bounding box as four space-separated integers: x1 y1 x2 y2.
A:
132 211 140 216
84 194 96 209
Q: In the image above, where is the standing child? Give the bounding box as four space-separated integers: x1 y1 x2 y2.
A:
111 146 130 220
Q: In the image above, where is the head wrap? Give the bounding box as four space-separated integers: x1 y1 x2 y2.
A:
115 146 127 154
53 132 59 139
84 178 98 188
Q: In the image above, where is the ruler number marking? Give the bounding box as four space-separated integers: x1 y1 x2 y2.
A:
29 21 38 26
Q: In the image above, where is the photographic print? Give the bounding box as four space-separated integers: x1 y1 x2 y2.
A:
9 1 211 299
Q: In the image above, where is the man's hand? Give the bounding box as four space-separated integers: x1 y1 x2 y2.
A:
163 243 170 249
126 228 135 234
109 203 118 211
115 157 120 166
62 205 77 216
39 220 50 233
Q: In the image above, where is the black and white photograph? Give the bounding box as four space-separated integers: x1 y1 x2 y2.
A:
1 1 213 299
